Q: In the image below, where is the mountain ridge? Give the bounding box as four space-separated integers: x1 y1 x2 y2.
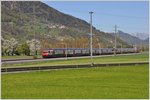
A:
110 30 148 45
1 1 130 48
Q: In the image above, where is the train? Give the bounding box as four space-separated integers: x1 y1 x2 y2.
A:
42 47 139 58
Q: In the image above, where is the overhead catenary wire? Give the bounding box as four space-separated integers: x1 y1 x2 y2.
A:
57 8 148 20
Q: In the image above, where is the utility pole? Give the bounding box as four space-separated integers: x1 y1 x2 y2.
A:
114 24 118 56
98 43 101 54
89 11 94 66
66 43 68 59
25 4 37 56
27 3 42 56
31 4 42 56
33 4 37 56
121 43 123 54
18 3 41 56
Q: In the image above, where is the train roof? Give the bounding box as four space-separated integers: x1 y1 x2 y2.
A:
43 48 117 50
42 48 134 51
43 48 89 50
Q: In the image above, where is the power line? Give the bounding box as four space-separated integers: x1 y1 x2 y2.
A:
57 8 148 20
95 12 148 20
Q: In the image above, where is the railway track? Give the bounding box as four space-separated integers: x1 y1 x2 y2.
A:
1 61 148 73
2 53 142 64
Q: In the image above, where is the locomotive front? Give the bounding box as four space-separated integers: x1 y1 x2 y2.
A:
42 49 54 58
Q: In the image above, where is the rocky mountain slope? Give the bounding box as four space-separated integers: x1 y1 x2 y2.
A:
111 30 148 46
1 1 129 48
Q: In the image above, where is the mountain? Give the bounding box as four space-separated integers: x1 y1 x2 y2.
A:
111 30 145 45
131 33 149 40
1 1 129 48
144 37 149 44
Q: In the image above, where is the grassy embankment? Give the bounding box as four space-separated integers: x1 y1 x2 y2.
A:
2 53 149 68
2 55 42 60
2 64 149 99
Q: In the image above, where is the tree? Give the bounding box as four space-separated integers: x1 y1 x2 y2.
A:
17 42 30 56
1 37 8 56
10 38 18 55
27 39 41 55
1 37 18 56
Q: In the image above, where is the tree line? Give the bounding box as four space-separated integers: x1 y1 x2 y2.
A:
1 37 41 56
2 36 137 56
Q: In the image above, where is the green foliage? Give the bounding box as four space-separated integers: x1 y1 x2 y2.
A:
2 64 149 99
17 42 30 56
1 1 130 48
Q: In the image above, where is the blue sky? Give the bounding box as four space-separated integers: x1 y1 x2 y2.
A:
42 1 149 36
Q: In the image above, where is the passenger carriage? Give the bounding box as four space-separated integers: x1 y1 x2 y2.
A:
42 48 139 58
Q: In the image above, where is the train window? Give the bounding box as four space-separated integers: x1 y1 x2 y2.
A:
83 49 89 54
82 50 86 54
75 50 81 54
55 50 64 54
67 50 74 54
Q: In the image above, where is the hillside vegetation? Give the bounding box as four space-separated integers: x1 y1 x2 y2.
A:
1 1 129 47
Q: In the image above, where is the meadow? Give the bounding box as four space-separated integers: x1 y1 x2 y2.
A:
2 55 42 60
2 53 149 68
2 64 149 99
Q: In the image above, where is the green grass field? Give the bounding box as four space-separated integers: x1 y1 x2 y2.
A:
2 64 149 99
2 53 149 68
2 55 42 60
